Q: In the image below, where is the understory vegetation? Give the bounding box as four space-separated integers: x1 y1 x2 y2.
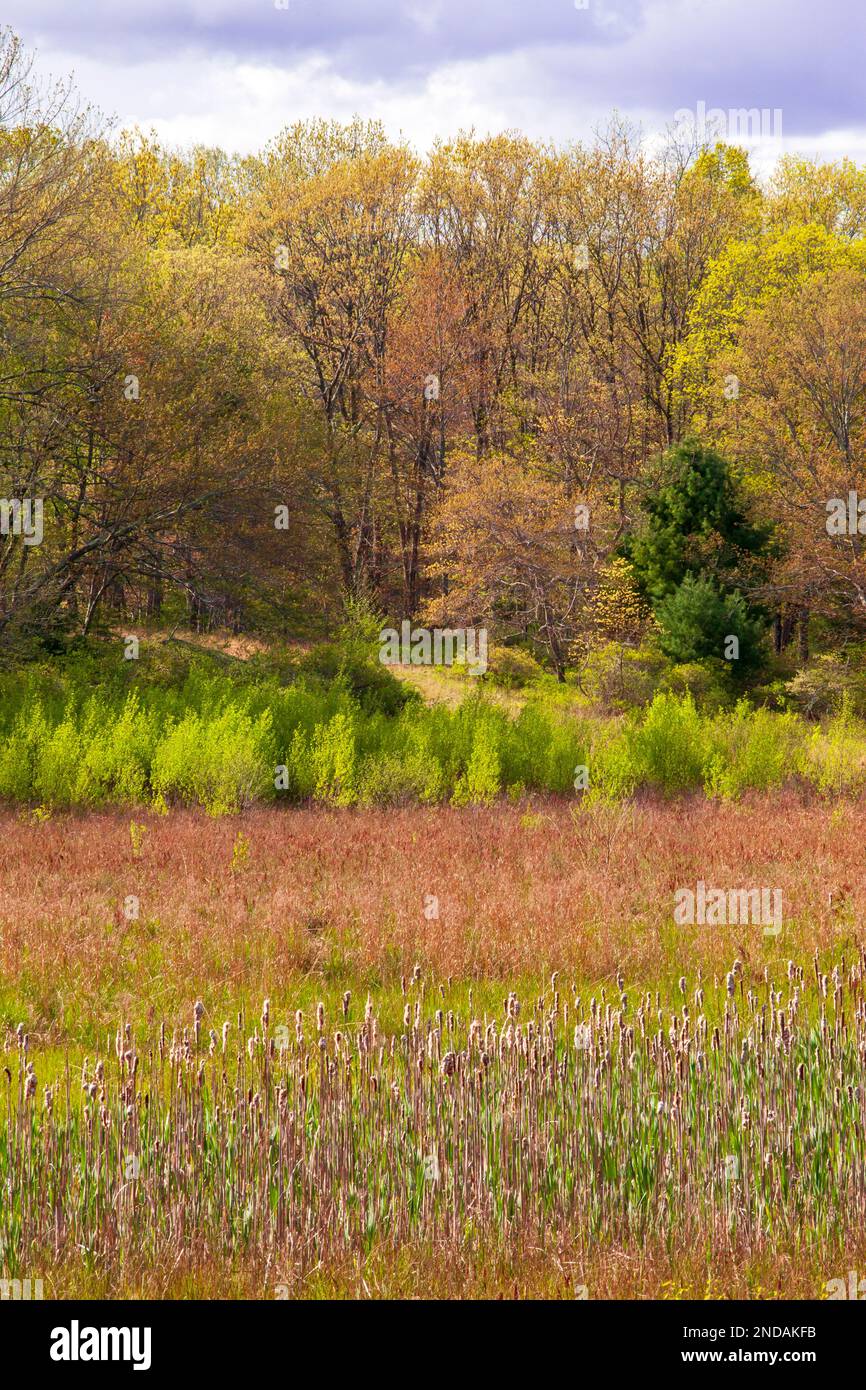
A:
0 642 864 813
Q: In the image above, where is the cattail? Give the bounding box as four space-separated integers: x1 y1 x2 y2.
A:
11 950 866 1283
342 991 351 1018
262 998 270 1031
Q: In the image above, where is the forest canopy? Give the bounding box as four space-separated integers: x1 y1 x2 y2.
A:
2 28 865 690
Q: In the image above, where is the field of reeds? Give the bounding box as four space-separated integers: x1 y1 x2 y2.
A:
1 796 865 1297
4 956 866 1300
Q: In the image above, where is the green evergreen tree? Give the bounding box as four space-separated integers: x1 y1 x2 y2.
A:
655 574 765 672
625 440 773 675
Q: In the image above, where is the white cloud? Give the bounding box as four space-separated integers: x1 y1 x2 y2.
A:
7 0 866 160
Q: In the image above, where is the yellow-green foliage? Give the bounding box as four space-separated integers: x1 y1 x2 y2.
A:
0 664 865 812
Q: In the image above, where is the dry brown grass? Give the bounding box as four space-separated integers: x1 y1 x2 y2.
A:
396 662 524 711
18 1239 865 1300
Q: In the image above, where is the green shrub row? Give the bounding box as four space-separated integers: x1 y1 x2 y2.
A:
0 660 863 812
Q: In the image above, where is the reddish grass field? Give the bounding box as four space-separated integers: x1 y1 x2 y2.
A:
1 792 861 1042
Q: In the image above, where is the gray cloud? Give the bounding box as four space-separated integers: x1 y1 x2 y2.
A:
6 0 644 72
4 0 865 148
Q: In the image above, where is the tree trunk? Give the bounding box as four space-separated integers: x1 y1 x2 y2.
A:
146 581 163 621
798 607 810 664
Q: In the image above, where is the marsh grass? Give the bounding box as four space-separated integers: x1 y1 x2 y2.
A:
1 797 863 1044
3 957 866 1298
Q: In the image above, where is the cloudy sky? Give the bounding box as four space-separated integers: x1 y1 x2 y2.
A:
6 0 864 167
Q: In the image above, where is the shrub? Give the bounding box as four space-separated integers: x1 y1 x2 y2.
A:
582 642 664 711
297 642 417 716
659 660 735 714
623 692 710 795
800 695 866 797
311 712 358 805
151 708 274 814
486 644 545 690
1 657 866 812
452 719 501 805
704 704 802 798
785 654 866 720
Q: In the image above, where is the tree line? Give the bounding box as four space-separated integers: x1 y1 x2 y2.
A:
2 28 866 679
